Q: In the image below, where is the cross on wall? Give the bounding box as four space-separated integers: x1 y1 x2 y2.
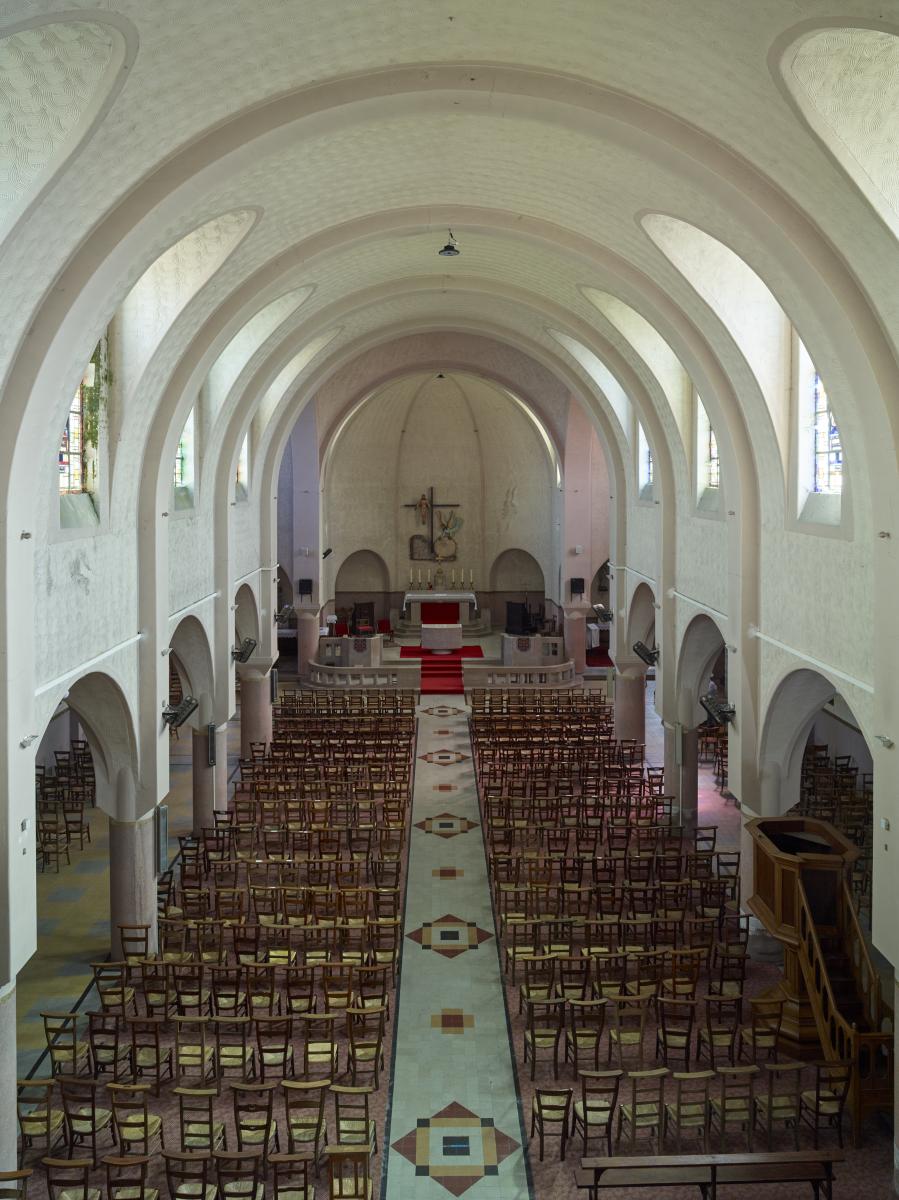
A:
403 486 461 558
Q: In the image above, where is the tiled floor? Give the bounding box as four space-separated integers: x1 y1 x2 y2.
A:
384 696 532 1198
15 720 242 1077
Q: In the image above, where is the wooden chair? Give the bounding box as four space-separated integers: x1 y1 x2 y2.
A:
231 1081 280 1159
254 1015 295 1081
107 1083 164 1155
57 1078 115 1166
212 1016 256 1084
213 1150 265 1200
282 1079 329 1174
605 992 651 1068
127 1017 173 1095
175 1017 217 1085
523 997 565 1080
753 1060 803 1150
709 1064 759 1150
0 1171 31 1200
800 1059 852 1148
102 1154 158 1200
331 1085 377 1155
15 1078 66 1162
655 997 696 1069
696 993 741 1068
91 964 137 1018
738 996 784 1063
42 1158 99 1200
325 1144 371 1199
571 1069 622 1155
616 1067 668 1151
41 1013 90 1076
564 997 606 1075
296 1013 340 1079
663 1069 715 1151
162 1150 216 1200
172 1087 226 1153
345 1006 385 1089
269 1153 316 1200
87 1012 130 1082
530 1087 572 1161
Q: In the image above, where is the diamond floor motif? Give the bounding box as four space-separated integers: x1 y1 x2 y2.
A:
415 812 478 839
406 913 493 958
392 1101 519 1196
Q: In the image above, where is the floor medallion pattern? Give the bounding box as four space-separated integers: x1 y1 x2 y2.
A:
382 695 530 1198
391 1102 519 1196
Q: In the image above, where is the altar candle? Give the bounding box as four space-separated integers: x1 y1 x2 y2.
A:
427 568 432 584
418 568 422 586
409 568 413 586
451 568 455 586
469 569 473 587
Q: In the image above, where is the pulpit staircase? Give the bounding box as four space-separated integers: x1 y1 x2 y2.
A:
795 878 892 1145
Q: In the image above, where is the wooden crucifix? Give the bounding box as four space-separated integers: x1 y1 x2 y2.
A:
403 486 461 558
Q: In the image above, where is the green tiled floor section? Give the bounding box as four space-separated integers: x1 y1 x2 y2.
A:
16 724 240 1077
383 697 532 1199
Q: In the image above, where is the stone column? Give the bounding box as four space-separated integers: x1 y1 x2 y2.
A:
680 726 699 833
563 606 588 675
0 983 15 1170
191 724 228 835
109 812 157 958
614 667 646 744
239 673 272 760
296 612 320 679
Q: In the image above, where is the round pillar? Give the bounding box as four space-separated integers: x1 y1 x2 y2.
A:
0 983 15 1170
296 612 320 678
563 606 588 674
191 724 228 835
109 813 157 958
680 726 699 833
614 668 646 744
239 673 272 760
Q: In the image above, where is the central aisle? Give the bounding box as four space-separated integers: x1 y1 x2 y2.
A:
383 695 532 1199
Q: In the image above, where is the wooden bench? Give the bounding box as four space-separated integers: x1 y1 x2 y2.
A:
575 1150 844 1199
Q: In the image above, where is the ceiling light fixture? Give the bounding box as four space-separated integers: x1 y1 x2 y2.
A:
438 229 460 257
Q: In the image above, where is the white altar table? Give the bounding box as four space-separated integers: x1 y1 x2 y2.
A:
421 623 463 652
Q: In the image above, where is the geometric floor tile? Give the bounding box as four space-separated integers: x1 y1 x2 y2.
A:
432 866 464 879
419 749 470 766
392 1101 519 1195
406 913 493 959
415 812 478 839
422 705 466 717
430 1009 475 1035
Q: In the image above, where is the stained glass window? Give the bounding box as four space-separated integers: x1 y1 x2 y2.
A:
707 426 720 488
812 372 842 494
58 385 84 493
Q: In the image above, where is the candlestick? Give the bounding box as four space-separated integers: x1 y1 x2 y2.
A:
409 568 413 586
418 569 422 586
451 568 456 586
469 569 473 587
427 568 432 584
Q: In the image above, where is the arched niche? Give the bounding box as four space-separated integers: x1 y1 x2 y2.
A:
758 668 872 819
676 613 726 729
40 670 139 818
234 584 261 646
626 581 657 649
334 550 391 623
489 548 545 593
169 614 215 728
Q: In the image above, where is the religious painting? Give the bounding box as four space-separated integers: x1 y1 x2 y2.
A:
409 534 431 561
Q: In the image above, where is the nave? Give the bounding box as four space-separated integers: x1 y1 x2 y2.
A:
12 683 892 1198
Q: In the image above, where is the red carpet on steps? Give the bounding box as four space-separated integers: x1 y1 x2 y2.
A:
399 645 484 694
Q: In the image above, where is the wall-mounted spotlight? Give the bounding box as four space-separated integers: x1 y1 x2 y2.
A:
162 696 199 729
322 548 333 560
274 605 295 626
592 603 613 624
231 638 257 664
632 641 659 666
700 693 736 725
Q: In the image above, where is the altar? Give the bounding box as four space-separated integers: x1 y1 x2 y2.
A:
402 591 478 624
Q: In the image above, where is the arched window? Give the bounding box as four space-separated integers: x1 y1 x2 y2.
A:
59 342 102 497
707 426 720 489
173 409 195 508
637 422 653 497
695 396 720 494
811 370 842 495
235 432 249 500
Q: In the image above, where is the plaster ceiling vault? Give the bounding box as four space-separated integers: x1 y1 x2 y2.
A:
0 0 898 983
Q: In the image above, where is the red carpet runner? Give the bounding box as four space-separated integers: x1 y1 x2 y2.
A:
399 645 484 694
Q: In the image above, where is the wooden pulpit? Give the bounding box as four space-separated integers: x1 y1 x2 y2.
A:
746 816 860 1057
